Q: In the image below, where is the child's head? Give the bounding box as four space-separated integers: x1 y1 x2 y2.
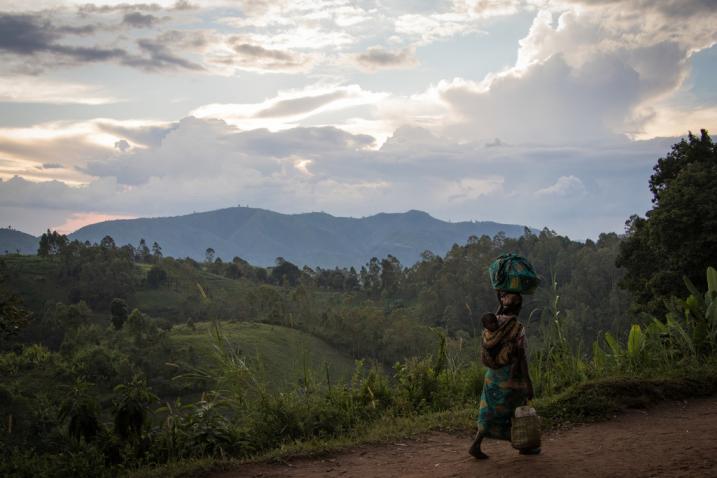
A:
481 312 499 332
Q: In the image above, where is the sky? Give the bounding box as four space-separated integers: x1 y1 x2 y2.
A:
0 0 716 240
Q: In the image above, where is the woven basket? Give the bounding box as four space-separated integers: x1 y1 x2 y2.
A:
511 414 541 450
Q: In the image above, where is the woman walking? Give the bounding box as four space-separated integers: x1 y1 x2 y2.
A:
469 290 539 458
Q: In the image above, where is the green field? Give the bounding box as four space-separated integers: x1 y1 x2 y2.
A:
170 321 357 390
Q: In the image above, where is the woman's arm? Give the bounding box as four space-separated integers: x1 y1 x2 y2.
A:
515 329 534 400
520 352 534 400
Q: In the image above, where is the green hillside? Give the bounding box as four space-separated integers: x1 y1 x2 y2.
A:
169 321 357 390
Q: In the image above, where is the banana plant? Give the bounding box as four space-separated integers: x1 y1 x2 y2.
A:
626 324 646 368
667 266 717 356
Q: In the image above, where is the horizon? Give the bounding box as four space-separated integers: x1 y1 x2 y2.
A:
6 204 545 238
1 1 716 240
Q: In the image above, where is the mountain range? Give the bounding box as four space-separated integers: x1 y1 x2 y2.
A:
3 207 534 267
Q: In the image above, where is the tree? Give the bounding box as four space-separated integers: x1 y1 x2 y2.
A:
205 247 215 263
617 129 717 314
380 254 402 296
271 257 301 286
151 241 163 261
113 376 157 443
126 308 147 340
110 298 128 330
100 235 116 250
137 239 150 263
37 229 68 256
59 380 101 443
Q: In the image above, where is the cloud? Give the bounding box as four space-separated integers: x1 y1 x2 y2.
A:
0 76 120 104
224 38 315 73
2 116 681 239
0 13 138 74
0 12 202 73
81 117 376 185
394 13 481 44
132 37 203 71
379 3 717 144
53 212 136 235
191 85 388 131
76 1 195 14
354 47 418 71
122 12 160 28
0 118 173 185
562 0 716 18
114 139 131 152
535 175 587 197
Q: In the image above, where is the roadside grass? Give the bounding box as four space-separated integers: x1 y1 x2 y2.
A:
128 365 717 478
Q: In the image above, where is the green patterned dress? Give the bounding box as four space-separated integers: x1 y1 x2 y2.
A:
477 315 529 440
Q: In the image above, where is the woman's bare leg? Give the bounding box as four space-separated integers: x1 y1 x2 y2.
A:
469 431 489 459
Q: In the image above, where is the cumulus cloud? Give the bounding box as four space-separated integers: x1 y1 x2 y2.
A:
2 116 679 239
0 118 174 185
381 3 717 144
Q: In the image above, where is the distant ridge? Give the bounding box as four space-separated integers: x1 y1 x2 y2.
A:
0 228 38 255
68 206 534 267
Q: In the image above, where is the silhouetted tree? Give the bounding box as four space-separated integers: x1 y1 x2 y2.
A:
205 247 215 263
617 129 717 314
100 235 116 250
37 229 68 256
137 239 150 263
151 241 162 261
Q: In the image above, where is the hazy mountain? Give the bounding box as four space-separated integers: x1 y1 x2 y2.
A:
69 207 533 267
0 228 38 255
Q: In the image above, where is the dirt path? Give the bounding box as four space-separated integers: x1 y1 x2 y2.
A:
219 398 717 478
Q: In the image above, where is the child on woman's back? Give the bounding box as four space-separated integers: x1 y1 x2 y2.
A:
480 312 526 389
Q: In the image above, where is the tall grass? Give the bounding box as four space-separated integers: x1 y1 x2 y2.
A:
534 267 717 396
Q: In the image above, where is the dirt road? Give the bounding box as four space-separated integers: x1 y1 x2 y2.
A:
219 398 717 478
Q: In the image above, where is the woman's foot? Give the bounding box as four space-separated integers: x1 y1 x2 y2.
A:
468 432 489 459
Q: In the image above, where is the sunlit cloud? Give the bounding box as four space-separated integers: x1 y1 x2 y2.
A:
191 84 389 131
52 211 136 234
0 76 121 104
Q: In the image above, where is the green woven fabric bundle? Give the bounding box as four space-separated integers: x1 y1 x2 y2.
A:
488 253 540 294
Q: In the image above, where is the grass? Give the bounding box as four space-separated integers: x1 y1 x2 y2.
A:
127 364 717 478
169 321 357 390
